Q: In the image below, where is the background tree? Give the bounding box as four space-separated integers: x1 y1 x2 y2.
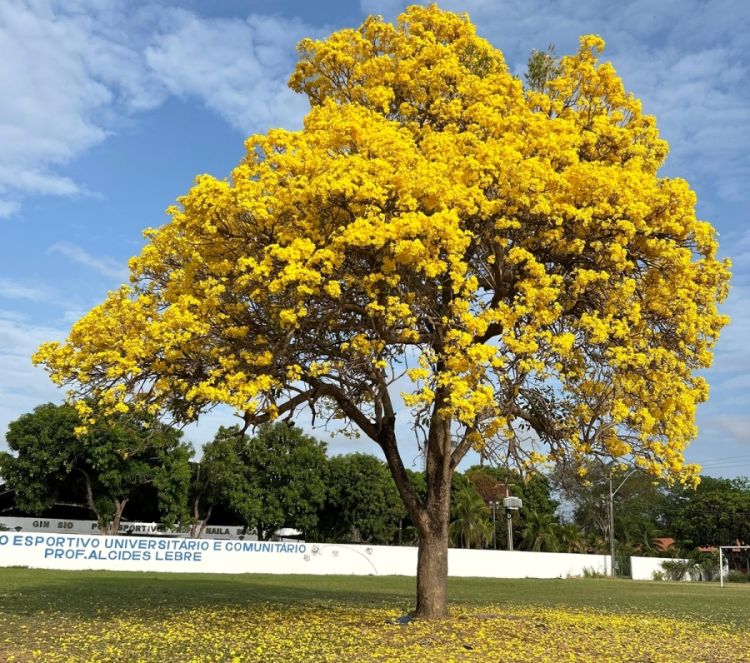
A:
189 426 260 538
619 518 664 556
466 465 559 549
555 522 586 553
244 423 328 540
316 453 403 543
190 423 327 540
449 486 493 549
520 511 561 552
0 403 191 533
34 6 730 617
525 45 560 91
665 476 750 550
552 461 668 553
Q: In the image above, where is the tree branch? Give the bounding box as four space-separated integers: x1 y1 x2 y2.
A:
241 389 317 433
378 423 427 530
305 378 380 441
450 425 477 469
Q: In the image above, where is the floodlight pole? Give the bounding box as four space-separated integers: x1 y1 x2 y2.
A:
503 496 522 552
506 509 513 551
609 469 637 578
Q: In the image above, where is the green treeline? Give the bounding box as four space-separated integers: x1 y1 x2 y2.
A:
2 404 749 566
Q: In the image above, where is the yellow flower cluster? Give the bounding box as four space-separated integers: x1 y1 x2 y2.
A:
2 601 747 662
34 5 729 481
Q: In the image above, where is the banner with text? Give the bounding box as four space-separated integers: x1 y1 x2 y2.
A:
0 531 612 578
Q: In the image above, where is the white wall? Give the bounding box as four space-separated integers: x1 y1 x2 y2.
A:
449 548 611 578
631 556 692 581
0 531 612 578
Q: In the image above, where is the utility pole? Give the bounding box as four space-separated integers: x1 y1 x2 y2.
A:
609 468 636 578
489 501 499 549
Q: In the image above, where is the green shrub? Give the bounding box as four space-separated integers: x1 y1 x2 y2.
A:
660 559 691 581
726 570 749 583
684 550 719 581
582 566 607 578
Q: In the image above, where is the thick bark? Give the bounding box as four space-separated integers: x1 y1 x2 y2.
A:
414 515 451 618
415 395 454 618
413 448 453 618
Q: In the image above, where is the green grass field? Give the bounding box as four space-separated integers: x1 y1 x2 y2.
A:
1 569 748 661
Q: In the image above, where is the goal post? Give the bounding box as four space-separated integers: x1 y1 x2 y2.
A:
718 545 750 587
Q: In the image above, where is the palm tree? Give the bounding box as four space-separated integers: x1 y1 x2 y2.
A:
556 522 586 553
620 518 663 555
520 510 560 552
449 488 493 549
584 531 606 554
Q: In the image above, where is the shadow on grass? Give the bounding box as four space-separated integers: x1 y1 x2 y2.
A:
0 569 418 619
2 568 750 626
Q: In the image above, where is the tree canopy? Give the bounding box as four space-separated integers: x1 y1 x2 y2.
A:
666 476 750 548
0 403 191 534
244 423 328 540
191 423 327 540
33 6 730 617
189 425 261 538
316 452 403 544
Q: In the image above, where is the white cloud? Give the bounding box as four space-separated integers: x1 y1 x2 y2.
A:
0 311 67 449
145 13 313 134
0 200 20 219
0 1 316 217
697 413 750 447
0 1 145 212
47 241 129 282
0 278 49 301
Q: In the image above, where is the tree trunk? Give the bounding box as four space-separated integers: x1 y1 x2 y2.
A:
75 468 105 534
374 395 455 619
197 505 212 539
110 498 128 535
412 460 452 618
414 521 450 619
190 498 211 538
382 416 453 619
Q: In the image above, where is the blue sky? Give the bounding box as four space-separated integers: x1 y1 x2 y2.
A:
1 0 748 477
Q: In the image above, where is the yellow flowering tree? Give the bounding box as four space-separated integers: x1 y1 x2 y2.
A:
35 6 729 618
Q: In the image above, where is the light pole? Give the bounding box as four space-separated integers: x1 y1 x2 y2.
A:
489 501 499 549
503 496 522 551
608 468 636 578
